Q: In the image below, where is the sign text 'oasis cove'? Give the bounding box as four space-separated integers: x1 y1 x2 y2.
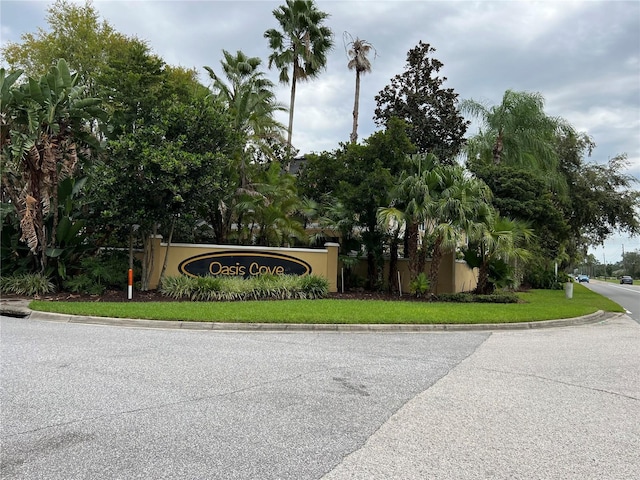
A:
178 251 312 278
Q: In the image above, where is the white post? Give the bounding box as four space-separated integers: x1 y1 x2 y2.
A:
397 271 402 297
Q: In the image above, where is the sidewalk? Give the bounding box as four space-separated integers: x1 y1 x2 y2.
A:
321 314 640 479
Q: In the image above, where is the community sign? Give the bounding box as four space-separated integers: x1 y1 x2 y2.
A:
178 251 312 278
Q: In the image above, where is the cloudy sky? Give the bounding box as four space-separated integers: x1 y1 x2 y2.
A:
1 0 639 263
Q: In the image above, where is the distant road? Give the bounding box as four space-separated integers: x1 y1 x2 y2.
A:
584 279 640 323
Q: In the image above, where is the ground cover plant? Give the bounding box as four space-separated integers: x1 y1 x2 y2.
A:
28 284 623 324
159 274 329 301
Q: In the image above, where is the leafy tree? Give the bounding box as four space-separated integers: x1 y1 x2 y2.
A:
466 99 640 276
345 33 374 144
622 250 640 279
471 163 570 286
299 118 415 288
1 60 105 274
1 0 121 96
373 41 468 163
264 0 334 152
556 130 640 247
91 97 236 289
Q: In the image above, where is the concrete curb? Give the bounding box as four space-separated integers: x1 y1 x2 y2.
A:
0 300 615 331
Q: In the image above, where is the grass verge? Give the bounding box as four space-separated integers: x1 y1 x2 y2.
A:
28 284 624 324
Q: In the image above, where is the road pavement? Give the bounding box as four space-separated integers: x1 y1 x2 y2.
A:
1 309 639 479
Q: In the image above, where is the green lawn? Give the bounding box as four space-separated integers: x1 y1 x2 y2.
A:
28 284 623 324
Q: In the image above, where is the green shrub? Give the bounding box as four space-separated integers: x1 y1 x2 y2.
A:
436 292 519 304
0 273 55 296
63 252 132 295
299 275 330 299
159 275 195 299
191 276 223 301
409 273 430 297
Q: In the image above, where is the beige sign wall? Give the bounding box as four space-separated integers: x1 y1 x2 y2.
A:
145 236 340 292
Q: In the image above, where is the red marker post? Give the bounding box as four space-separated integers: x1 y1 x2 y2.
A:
127 268 133 300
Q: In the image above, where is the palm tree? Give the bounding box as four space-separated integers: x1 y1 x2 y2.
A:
425 165 493 294
236 162 306 247
379 153 435 283
469 215 535 294
264 0 334 152
461 90 570 188
204 50 286 182
380 153 494 293
345 33 374 143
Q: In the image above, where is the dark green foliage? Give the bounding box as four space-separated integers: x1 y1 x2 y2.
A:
62 251 133 295
435 292 520 304
374 41 468 162
1 205 34 276
524 267 570 290
298 118 415 289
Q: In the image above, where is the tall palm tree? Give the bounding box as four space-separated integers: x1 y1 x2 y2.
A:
345 33 374 143
264 0 334 151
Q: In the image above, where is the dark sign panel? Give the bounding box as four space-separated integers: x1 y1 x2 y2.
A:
178 251 312 278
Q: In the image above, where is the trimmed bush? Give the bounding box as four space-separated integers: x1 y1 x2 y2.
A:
436 292 520 304
159 274 330 301
299 275 329 299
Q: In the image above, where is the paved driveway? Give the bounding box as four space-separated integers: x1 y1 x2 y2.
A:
2 314 638 479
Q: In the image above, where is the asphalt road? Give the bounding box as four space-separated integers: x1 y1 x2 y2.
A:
582 279 640 323
2 314 639 479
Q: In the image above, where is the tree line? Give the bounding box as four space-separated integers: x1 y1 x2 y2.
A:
1 0 638 294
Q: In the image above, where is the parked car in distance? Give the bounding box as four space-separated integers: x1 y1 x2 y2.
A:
577 274 590 283
620 275 633 285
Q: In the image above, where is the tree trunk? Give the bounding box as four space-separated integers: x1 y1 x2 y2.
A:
141 225 157 291
387 234 399 293
476 261 492 294
286 72 297 163
406 222 420 282
350 70 361 143
428 235 443 294
159 216 176 284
